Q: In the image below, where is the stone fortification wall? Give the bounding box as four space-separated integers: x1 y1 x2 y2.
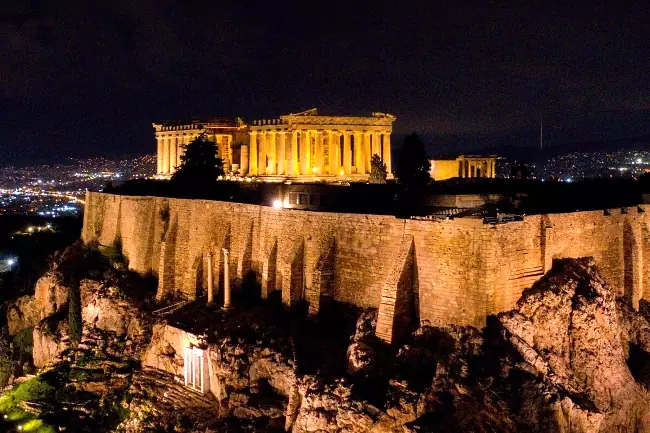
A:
83 192 650 343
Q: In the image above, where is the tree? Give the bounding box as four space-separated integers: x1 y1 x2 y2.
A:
368 154 388 184
68 279 82 349
171 134 224 185
396 133 431 190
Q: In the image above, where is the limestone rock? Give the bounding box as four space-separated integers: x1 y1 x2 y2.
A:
346 310 380 376
82 296 143 337
499 258 650 432
346 341 376 375
34 272 69 317
32 318 66 368
6 295 40 335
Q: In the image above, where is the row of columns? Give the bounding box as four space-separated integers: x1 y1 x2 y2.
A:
157 135 191 175
245 129 391 177
157 134 233 175
460 159 496 178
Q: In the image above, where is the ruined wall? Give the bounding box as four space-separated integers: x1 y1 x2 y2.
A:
83 192 650 341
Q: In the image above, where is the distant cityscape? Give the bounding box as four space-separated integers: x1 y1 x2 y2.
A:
0 149 649 216
540 149 650 181
0 155 156 216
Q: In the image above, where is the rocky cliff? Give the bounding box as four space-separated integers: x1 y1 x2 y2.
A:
5 245 650 433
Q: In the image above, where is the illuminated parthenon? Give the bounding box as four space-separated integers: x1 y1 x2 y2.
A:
153 109 396 181
243 109 396 179
153 118 247 176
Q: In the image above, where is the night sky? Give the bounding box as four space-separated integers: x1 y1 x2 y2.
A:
2 1 650 165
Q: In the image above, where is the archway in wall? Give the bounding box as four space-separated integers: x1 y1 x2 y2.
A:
289 241 305 305
265 240 278 296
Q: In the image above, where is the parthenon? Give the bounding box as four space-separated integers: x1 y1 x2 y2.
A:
244 109 395 179
154 109 396 181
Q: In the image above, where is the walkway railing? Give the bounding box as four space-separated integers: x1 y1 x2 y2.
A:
152 300 190 318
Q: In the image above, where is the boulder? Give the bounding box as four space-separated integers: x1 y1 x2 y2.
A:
32 320 65 368
7 295 40 335
34 272 69 317
82 297 142 337
499 258 650 432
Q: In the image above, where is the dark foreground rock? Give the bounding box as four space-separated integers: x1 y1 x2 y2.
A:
5 244 650 433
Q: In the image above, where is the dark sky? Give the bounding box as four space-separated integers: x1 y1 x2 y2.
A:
2 0 650 165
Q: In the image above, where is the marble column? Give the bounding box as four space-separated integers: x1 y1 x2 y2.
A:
249 132 258 175
207 252 214 304
364 132 371 172
156 138 163 174
383 132 392 175
291 131 299 176
278 132 286 175
162 137 169 174
259 131 267 175
268 132 276 175
240 144 249 175
373 132 380 158
315 131 323 174
306 130 313 173
300 130 308 175
492 160 496 178
225 136 233 171
223 248 231 309
355 132 365 175
343 132 352 175
170 135 178 173
328 131 335 175
177 135 184 168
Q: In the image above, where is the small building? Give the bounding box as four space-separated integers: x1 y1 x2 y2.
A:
430 155 497 180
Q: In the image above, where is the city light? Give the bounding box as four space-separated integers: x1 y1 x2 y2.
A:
272 199 282 209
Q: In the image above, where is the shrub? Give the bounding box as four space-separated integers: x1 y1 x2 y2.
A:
68 280 82 349
0 337 14 388
13 327 34 364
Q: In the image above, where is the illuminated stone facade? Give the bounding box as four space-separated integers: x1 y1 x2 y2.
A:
244 109 396 180
84 191 650 344
430 155 497 180
153 118 248 176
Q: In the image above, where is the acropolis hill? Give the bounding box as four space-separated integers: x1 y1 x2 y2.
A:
82 190 650 344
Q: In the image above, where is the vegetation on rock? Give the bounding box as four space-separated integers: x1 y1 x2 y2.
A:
67 283 82 349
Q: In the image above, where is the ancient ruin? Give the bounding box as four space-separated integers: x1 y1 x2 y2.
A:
82 191 650 345
154 109 396 181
